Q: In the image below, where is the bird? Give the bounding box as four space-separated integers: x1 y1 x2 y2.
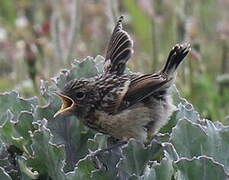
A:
54 16 191 146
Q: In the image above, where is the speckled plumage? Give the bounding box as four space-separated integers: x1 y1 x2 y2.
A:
55 16 191 144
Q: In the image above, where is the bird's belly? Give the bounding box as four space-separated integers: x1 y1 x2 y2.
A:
95 104 150 142
94 97 175 142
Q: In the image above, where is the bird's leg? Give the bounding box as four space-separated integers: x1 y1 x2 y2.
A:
90 140 128 157
89 138 126 171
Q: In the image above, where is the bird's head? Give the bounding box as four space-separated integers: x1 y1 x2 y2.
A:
54 78 99 118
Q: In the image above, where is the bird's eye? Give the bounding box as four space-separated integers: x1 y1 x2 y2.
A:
75 92 85 100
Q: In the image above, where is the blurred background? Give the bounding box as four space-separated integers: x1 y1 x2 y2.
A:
0 0 228 122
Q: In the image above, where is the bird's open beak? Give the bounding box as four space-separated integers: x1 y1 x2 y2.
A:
54 93 75 118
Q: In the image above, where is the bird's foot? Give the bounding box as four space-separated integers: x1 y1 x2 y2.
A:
89 141 128 157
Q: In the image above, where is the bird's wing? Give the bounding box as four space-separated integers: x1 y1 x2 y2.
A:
120 44 191 110
99 76 131 114
104 16 133 75
120 74 170 109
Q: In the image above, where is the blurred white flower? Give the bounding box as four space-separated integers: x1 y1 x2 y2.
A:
16 40 26 59
0 27 8 42
16 16 28 28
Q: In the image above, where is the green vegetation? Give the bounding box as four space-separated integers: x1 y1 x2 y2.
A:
0 0 228 179
0 57 229 179
0 0 228 121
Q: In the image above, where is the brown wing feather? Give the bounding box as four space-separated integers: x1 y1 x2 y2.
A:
121 43 191 109
104 16 133 75
121 74 170 109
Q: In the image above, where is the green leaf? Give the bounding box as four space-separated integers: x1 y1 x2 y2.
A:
34 97 94 171
176 100 200 124
14 112 36 140
87 134 123 179
93 55 105 74
0 91 38 125
18 156 38 180
27 120 66 180
70 56 103 78
66 156 97 180
87 133 107 152
175 156 229 180
143 151 174 180
36 56 105 171
170 118 229 173
0 143 20 179
118 139 163 177
0 111 35 155
0 167 12 180
54 56 103 89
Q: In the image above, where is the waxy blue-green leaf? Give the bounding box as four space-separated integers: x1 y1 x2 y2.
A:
118 139 163 177
53 56 104 90
170 118 229 174
66 156 97 180
34 92 94 172
17 156 38 180
87 133 107 152
27 120 66 180
36 56 105 172
176 99 201 124
87 134 123 179
0 111 35 155
93 55 105 74
175 156 229 180
143 151 174 180
70 56 101 78
0 167 12 180
0 143 21 179
0 91 38 125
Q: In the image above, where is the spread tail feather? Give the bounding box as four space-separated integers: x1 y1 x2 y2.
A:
161 43 191 76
